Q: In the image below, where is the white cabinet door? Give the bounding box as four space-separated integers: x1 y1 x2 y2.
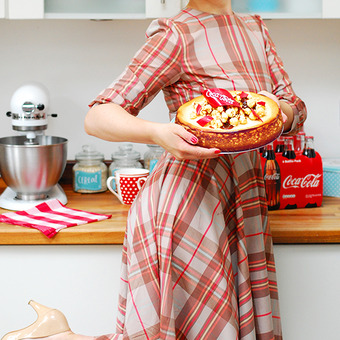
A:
323 0 340 18
146 0 182 18
44 0 145 19
7 0 44 19
233 0 322 19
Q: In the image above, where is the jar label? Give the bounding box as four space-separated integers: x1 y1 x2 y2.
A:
75 170 102 191
110 168 118 190
150 159 158 172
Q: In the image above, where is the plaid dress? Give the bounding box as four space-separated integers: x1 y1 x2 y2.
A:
92 8 306 340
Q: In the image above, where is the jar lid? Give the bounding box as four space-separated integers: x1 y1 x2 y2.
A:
111 143 141 161
75 145 104 161
147 144 164 150
323 158 340 173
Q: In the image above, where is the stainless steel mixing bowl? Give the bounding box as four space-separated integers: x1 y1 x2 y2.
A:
0 135 68 200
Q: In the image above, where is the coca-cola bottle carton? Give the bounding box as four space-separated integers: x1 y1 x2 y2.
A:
261 134 323 210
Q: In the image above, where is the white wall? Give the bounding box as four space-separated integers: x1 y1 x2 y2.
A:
1 244 340 339
0 18 339 160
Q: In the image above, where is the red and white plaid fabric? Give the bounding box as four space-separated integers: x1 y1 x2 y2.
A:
99 152 281 340
0 199 111 238
90 7 307 339
91 9 306 135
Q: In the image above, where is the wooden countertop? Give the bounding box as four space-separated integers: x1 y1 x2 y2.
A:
0 180 129 245
0 179 339 245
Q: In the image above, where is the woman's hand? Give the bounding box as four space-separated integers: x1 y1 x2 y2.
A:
258 90 287 123
258 90 294 132
152 123 221 160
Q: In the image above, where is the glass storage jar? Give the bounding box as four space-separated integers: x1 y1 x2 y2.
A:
73 145 107 193
108 143 142 191
144 144 164 172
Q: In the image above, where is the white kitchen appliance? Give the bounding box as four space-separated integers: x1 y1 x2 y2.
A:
0 82 68 210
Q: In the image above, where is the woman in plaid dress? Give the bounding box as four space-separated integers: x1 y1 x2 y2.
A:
2 1 306 339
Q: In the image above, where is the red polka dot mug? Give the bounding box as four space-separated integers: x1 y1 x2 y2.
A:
107 168 149 205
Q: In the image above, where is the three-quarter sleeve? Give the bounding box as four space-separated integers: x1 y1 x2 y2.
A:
258 16 307 134
89 18 183 116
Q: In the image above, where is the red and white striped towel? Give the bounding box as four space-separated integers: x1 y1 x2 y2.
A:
0 199 112 238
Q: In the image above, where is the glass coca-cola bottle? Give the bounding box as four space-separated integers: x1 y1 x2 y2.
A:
303 136 316 158
303 136 317 208
294 131 306 153
263 143 281 210
275 136 284 153
283 136 296 159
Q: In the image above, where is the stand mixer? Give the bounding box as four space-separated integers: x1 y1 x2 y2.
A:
0 82 68 210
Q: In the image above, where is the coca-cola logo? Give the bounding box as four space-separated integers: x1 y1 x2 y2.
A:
205 90 234 105
264 173 280 181
203 88 240 107
283 174 322 189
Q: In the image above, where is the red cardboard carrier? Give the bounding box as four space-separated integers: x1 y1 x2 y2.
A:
261 150 323 210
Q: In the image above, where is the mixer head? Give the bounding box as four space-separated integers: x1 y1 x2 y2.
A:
6 82 57 133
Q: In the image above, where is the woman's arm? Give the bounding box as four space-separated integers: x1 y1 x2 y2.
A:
279 100 294 132
86 19 221 160
259 17 307 134
85 103 221 160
